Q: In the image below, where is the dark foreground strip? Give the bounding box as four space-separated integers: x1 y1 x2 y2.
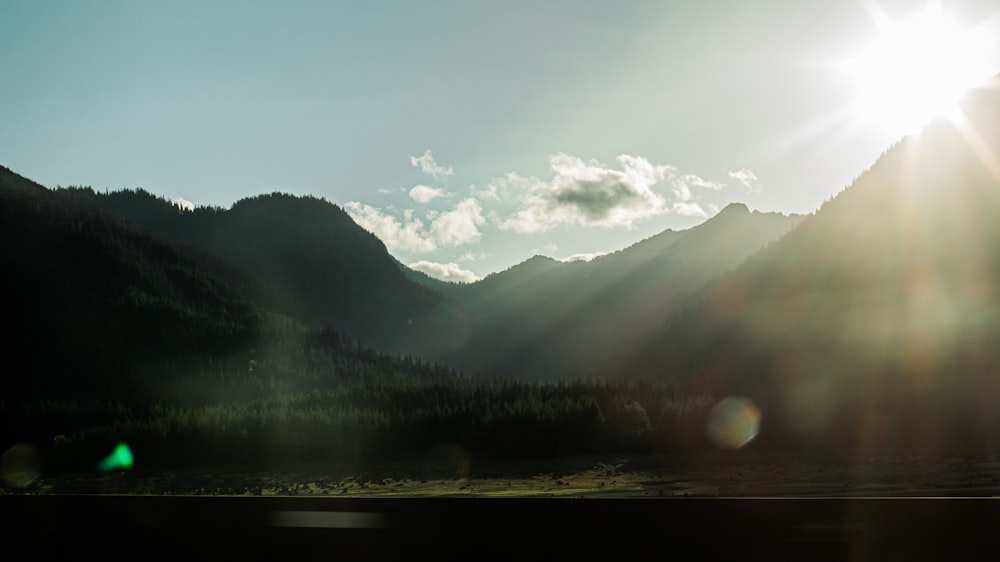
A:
2 495 999 560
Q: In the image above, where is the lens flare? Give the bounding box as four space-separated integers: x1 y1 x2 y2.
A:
1 443 41 488
97 442 134 473
845 0 996 136
706 396 762 450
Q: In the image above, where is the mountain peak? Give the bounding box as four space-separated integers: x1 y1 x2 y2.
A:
718 202 750 215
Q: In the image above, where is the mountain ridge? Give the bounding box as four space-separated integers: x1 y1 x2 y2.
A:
625 76 1000 455
0 166 280 401
437 201 802 380
61 186 448 355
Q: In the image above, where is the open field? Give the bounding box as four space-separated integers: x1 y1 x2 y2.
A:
8 452 1000 497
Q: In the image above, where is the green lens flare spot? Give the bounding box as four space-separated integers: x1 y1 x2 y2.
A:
97 442 134 473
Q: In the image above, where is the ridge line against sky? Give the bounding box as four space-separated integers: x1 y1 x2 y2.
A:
344 149 761 283
2 0 999 282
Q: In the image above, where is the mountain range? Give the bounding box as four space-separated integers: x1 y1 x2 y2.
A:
4 75 1000 459
0 167 802 388
56 187 447 355
433 202 801 380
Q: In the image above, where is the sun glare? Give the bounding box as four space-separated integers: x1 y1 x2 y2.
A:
846 1 995 136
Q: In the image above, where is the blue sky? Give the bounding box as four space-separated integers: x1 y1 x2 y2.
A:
3 0 999 281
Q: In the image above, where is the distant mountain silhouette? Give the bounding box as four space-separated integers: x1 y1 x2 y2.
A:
0 166 273 401
628 76 1000 456
70 188 451 354
437 203 802 380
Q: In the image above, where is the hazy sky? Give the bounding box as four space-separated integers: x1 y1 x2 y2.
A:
3 0 1000 281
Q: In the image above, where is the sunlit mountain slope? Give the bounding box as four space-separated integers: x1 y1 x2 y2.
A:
438 203 802 380
631 76 1000 456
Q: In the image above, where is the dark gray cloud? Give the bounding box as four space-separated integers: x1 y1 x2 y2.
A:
498 153 671 233
552 176 645 220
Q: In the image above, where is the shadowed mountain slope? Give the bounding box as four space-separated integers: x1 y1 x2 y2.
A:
0 166 276 401
69 188 452 355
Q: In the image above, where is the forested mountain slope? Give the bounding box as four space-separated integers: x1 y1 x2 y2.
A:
68 187 453 355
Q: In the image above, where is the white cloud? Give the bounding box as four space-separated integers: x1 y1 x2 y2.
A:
672 180 694 203
672 201 708 217
458 251 487 262
408 261 480 283
376 187 394 195
344 202 436 253
497 154 673 233
409 184 448 204
471 181 501 202
673 173 726 196
728 168 761 193
671 173 727 208
344 197 484 254
429 198 484 246
562 251 607 263
410 149 454 178
674 174 726 191
532 242 559 255
172 197 194 212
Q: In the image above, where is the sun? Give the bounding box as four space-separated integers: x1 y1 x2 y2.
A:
845 1 996 137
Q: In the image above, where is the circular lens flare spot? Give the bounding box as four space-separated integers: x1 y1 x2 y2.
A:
2 443 41 488
706 396 761 450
